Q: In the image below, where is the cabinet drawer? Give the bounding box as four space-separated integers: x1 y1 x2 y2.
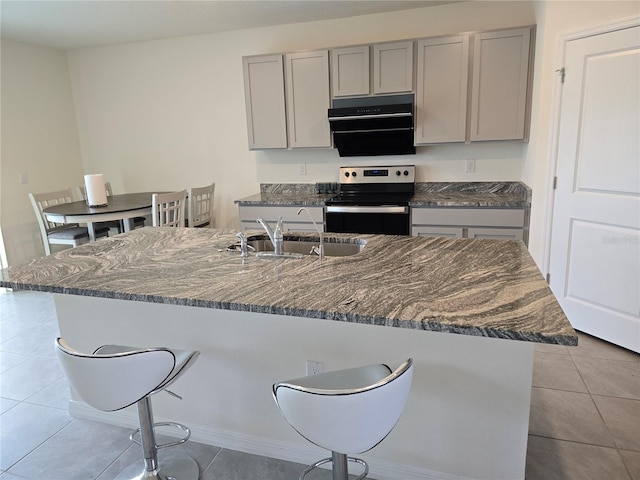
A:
412 226 464 238
467 227 524 241
412 208 525 227
239 206 324 224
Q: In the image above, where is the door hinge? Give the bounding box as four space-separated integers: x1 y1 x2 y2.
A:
553 176 558 190
546 273 551 284
556 67 566 83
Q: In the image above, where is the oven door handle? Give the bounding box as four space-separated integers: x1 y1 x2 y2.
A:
326 205 409 214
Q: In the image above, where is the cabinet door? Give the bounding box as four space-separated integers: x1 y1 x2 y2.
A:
470 27 532 141
373 41 414 94
331 46 370 97
285 50 332 148
242 55 287 149
415 35 469 144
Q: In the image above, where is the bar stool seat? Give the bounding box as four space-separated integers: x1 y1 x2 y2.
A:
273 358 413 480
55 338 200 480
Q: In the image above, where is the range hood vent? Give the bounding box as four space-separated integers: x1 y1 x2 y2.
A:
328 94 415 157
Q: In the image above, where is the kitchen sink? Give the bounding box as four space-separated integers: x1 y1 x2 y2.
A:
228 238 365 257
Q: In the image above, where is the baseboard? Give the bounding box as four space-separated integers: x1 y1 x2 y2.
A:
69 400 467 480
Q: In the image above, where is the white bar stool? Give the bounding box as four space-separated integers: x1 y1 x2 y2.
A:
273 358 413 480
55 338 200 480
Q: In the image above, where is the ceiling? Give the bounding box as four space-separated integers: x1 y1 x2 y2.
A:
0 0 462 51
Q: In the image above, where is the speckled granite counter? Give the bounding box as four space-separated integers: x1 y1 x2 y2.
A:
410 181 531 207
0 227 574 345
235 181 532 207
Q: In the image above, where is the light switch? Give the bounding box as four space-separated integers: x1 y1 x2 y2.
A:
18 173 29 184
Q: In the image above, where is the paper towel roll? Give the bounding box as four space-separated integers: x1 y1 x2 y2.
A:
84 174 108 207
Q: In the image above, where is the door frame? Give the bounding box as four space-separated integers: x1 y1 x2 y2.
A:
542 14 640 278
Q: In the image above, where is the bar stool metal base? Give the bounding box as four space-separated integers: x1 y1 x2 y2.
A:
114 452 199 480
299 452 368 480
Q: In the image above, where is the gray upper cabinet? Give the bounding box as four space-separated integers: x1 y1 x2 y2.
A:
415 34 470 144
242 54 287 149
243 25 533 151
331 45 370 97
470 27 532 141
372 41 414 94
285 50 332 148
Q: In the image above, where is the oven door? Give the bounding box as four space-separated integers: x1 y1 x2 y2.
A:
325 205 410 235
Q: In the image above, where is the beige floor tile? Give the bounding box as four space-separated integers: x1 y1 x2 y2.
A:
593 395 640 452
620 450 640 480
535 342 570 355
573 356 640 400
526 435 631 480
532 351 588 392
571 332 640 363
529 387 615 446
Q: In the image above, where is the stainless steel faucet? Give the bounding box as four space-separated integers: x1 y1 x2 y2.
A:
236 232 250 257
256 217 284 255
297 208 324 260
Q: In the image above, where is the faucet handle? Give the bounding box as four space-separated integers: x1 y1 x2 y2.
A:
236 232 250 257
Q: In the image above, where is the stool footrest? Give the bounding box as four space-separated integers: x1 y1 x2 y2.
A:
130 421 191 449
300 456 369 480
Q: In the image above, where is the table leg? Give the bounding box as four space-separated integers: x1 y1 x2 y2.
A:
123 219 135 232
87 222 96 242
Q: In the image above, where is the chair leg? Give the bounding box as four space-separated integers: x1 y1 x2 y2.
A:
114 396 199 480
138 396 160 475
299 452 368 480
332 452 348 480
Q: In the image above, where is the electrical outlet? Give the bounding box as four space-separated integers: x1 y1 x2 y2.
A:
465 159 476 173
298 163 307 175
306 360 324 376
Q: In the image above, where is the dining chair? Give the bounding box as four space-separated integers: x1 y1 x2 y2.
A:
188 183 215 228
74 182 145 233
152 190 187 227
29 189 110 256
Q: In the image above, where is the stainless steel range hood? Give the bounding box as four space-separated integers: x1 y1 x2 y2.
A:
328 94 415 157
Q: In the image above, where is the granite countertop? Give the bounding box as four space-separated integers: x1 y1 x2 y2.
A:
235 182 532 207
0 227 575 345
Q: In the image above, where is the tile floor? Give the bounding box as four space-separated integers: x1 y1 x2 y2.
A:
1 290 638 480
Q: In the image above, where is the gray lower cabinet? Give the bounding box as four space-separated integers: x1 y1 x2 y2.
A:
411 207 527 244
239 205 324 232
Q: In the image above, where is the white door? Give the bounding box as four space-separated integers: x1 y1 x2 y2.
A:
549 21 640 352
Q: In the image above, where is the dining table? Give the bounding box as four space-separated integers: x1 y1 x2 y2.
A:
43 192 159 241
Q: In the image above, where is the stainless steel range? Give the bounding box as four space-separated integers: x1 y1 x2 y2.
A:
325 165 415 235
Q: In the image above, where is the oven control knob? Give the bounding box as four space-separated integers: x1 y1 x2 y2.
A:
404 170 409 176
351 171 357 177
344 172 350 177
395 170 401 176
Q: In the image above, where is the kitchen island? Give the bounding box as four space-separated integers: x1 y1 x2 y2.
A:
0 228 575 480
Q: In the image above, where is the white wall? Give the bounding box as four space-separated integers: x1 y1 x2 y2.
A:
0 39 86 264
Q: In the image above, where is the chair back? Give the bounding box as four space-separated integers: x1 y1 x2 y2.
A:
152 190 187 227
188 183 215 228
29 189 81 255
273 359 413 455
55 338 176 412
74 182 114 201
